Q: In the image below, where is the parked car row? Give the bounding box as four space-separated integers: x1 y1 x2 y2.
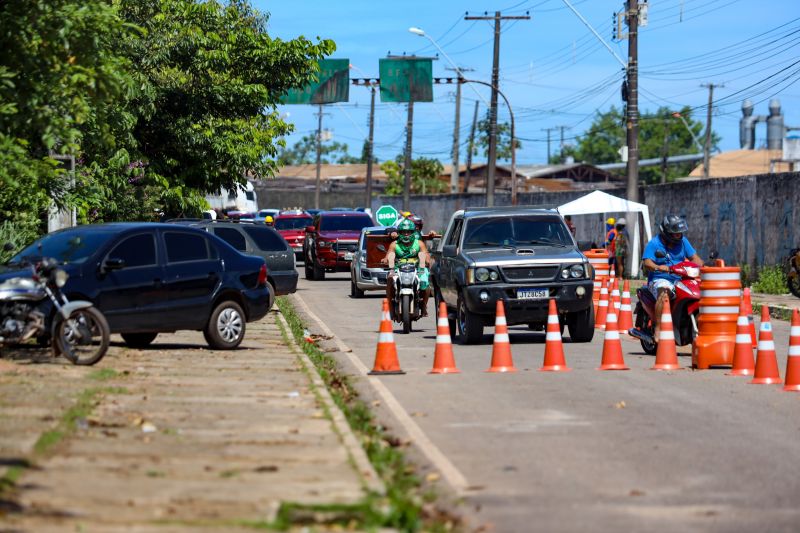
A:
1 219 303 352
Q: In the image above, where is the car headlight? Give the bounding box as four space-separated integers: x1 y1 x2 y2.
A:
561 268 570 279
570 264 585 278
474 267 499 283
54 268 69 287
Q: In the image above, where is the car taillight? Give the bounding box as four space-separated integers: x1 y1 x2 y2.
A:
258 264 268 286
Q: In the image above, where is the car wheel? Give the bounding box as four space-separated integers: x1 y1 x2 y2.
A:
313 262 325 280
457 292 483 344
351 278 364 298
567 304 595 343
121 332 158 348
204 300 246 350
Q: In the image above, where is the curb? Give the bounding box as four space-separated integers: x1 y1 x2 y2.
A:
275 309 385 496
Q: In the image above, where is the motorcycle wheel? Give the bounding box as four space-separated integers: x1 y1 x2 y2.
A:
54 307 110 366
401 294 411 334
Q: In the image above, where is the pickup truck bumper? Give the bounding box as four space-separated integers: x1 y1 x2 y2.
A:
462 280 594 326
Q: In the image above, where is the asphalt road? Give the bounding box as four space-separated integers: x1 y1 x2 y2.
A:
294 272 800 533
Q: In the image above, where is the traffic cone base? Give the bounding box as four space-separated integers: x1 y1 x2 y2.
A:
430 302 460 374
540 299 571 372
369 299 405 375
486 300 518 373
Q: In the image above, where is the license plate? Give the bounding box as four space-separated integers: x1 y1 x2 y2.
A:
343 252 354 261
517 288 549 300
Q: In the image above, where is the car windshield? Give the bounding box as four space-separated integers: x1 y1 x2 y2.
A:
274 217 313 230
319 216 373 232
10 229 117 265
462 216 572 249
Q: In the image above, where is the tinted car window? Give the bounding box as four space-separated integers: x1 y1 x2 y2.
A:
165 232 209 262
12 230 117 266
274 217 313 230
107 234 157 267
243 226 287 251
463 216 571 249
214 227 247 251
319 215 373 232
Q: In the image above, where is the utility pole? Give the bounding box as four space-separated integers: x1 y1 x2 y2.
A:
542 127 556 163
558 125 571 162
625 0 640 203
661 118 669 184
463 100 480 193
465 11 529 206
365 84 376 209
446 66 473 194
314 104 324 209
403 101 414 212
701 83 722 178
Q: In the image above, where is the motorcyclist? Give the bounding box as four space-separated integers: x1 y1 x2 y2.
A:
642 214 705 342
385 218 431 317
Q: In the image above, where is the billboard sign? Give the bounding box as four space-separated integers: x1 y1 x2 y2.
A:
379 58 433 103
282 58 350 104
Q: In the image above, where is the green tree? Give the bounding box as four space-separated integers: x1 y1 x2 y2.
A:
382 157 446 195
475 111 521 161
559 105 714 183
277 133 359 166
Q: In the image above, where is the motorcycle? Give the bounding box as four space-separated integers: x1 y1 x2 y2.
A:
0 256 110 365
786 247 800 298
629 255 702 355
391 263 424 334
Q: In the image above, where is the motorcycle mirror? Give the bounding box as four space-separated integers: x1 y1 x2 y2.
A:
709 250 719 260
655 249 667 259
377 244 386 252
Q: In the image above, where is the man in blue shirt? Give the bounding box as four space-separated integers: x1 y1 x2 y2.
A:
642 214 704 342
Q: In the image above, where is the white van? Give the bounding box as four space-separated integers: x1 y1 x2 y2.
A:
206 180 258 213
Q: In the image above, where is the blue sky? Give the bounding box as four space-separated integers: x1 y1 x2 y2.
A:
256 0 800 165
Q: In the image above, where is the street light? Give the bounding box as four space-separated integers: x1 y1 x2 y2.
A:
671 112 703 150
408 27 518 202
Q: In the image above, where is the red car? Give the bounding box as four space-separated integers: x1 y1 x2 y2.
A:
274 211 314 259
303 211 374 280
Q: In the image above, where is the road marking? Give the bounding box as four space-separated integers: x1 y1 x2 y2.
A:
290 293 471 495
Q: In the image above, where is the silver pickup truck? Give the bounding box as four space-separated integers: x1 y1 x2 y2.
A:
430 207 595 344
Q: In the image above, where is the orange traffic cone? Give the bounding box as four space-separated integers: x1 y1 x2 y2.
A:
743 288 757 348
610 280 621 315
486 300 517 373
618 280 634 333
430 302 460 374
596 277 609 329
382 298 391 323
782 308 800 392
597 302 629 370
368 299 405 375
540 299 571 372
727 297 756 376
651 297 681 370
750 306 781 385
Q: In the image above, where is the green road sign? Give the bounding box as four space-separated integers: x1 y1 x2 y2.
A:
375 205 399 227
379 58 433 103
282 58 350 104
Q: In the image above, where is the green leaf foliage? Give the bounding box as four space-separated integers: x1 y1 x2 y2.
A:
475 110 521 162
382 157 446 196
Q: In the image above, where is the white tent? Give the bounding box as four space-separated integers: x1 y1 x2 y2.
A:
558 190 652 277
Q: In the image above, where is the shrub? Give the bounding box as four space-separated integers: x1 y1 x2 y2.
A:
751 265 788 294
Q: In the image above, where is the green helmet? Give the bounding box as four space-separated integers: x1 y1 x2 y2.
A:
397 218 416 245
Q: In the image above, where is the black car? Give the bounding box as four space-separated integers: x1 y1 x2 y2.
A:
173 221 298 297
1 223 272 350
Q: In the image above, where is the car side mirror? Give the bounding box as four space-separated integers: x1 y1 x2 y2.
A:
305 226 315 233
101 258 126 274
442 244 456 257
655 250 667 259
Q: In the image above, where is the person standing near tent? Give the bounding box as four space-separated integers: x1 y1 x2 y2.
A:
614 218 630 279
564 215 576 237
604 217 617 273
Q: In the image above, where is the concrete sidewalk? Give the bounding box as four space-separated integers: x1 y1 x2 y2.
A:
0 309 378 531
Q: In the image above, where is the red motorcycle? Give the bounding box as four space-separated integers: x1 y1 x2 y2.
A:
629 259 702 355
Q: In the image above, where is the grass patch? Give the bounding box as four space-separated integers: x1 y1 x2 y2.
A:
88 368 120 381
275 297 458 532
146 470 166 478
0 465 26 494
751 265 789 295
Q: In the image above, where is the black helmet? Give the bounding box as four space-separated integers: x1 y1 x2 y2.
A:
659 214 688 245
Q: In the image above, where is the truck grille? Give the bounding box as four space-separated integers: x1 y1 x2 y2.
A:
333 241 357 253
501 265 559 281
